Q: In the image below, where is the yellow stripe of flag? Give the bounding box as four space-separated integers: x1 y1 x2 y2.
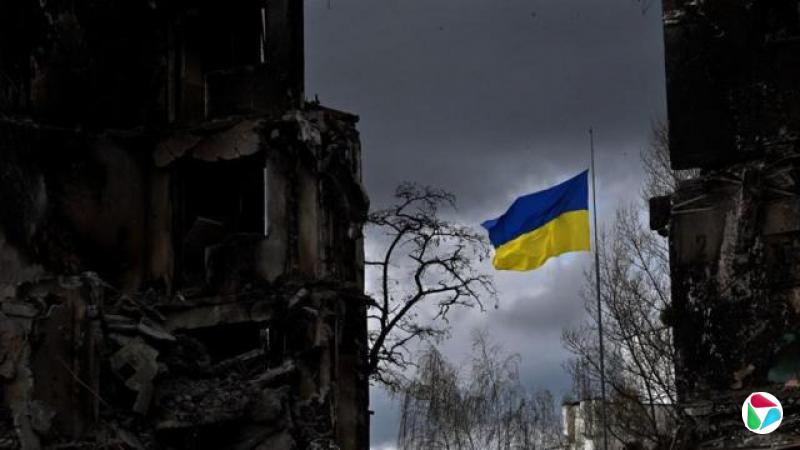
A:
492 210 590 270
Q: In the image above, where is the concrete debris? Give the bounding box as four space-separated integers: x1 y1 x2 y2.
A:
164 299 275 331
105 314 137 332
288 287 311 309
110 337 160 414
254 361 297 388
156 376 254 428
1 275 368 448
136 318 176 343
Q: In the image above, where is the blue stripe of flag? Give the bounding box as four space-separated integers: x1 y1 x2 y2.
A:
481 170 589 248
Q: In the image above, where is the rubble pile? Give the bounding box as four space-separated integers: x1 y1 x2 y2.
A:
1 274 368 449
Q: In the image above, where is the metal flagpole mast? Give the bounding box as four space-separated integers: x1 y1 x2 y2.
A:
590 128 609 450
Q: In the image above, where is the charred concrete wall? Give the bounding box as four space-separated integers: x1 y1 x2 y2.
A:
663 0 800 170
0 2 369 449
655 1 800 447
0 0 304 128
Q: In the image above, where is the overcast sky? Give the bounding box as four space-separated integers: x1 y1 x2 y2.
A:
306 0 667 448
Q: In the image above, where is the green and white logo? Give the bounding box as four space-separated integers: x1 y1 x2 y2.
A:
742 392 783 434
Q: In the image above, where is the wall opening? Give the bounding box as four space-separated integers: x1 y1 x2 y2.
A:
175 155 267 289
174 0 268 121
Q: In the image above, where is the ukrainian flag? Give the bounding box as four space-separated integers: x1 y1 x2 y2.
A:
482 170 590 271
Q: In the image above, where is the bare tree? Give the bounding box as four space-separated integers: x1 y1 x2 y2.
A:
562 207 678 448
366 183 496 388
397 345 463 449
398 331 562 450
561 123 694 448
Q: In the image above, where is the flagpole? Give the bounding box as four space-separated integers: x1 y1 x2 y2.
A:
590 128 609 450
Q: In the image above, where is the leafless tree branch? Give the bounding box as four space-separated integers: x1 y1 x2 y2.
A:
366 182 497 388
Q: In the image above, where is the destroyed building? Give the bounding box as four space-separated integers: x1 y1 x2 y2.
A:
0 1 369 449
653 0 800 447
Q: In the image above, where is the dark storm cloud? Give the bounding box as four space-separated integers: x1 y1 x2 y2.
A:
306 0 667 448
493 287 586 332
307 0 665 204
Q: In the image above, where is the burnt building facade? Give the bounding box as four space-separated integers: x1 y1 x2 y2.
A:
0 2 369 449
653 0 800 447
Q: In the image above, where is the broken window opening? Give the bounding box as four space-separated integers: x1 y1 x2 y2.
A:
179 321 284 371
175 155 267 289
191 1 265 73
184 322 265 363
173 0 269 122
